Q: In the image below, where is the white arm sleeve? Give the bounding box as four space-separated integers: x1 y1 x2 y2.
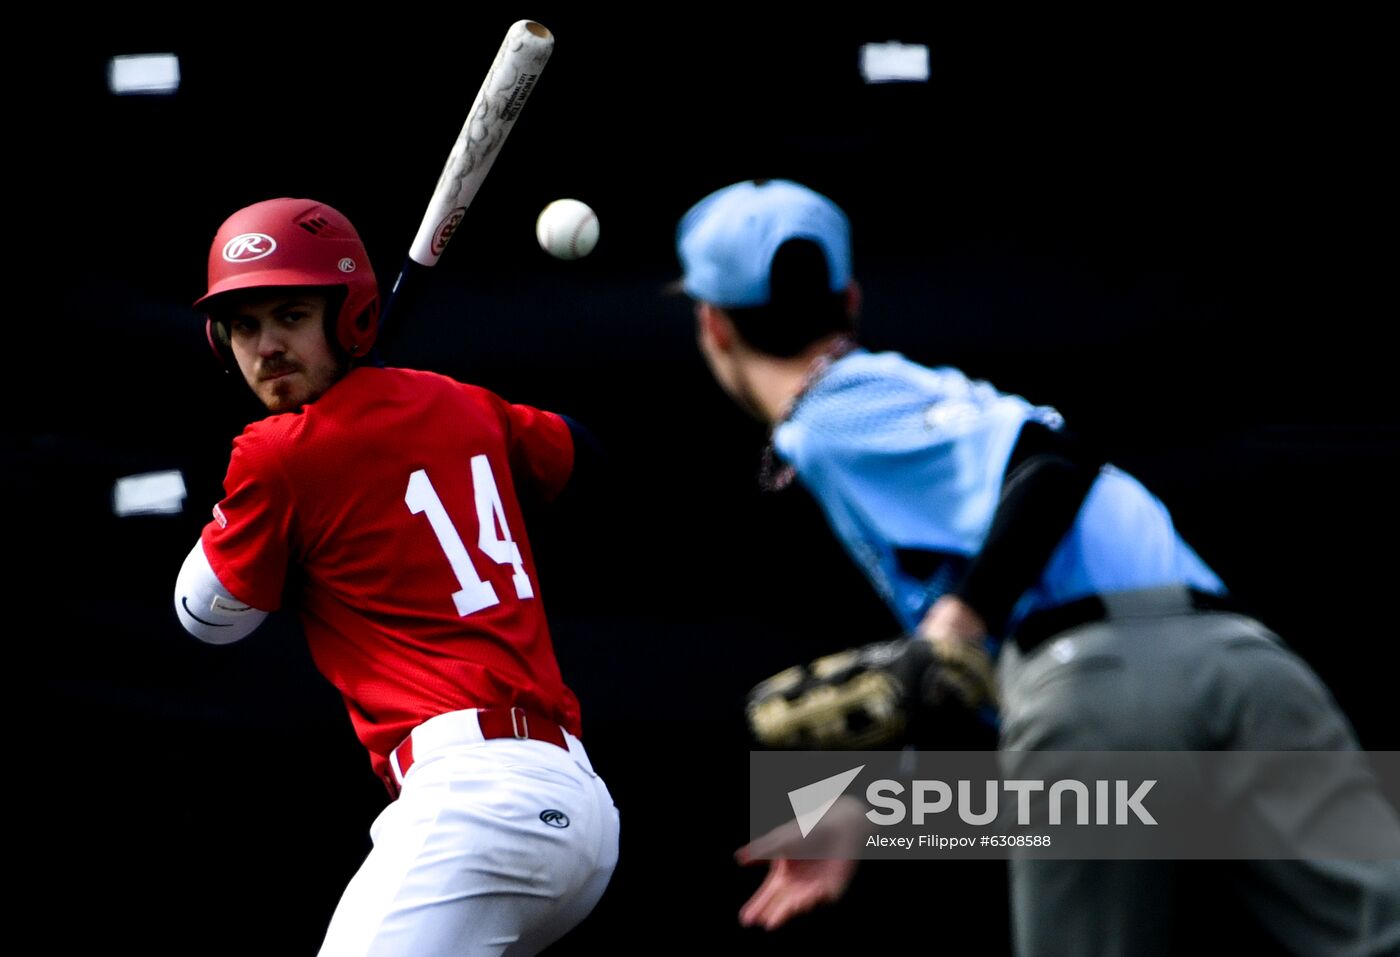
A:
174 540 268 644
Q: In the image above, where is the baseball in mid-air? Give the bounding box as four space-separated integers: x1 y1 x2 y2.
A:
535 199 599 260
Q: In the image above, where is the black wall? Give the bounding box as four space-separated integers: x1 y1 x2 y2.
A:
18 10 1393 954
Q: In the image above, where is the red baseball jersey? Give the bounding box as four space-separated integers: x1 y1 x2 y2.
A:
201 366 581 779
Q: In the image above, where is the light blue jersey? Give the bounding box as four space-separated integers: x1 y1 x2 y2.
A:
773 350 1224 633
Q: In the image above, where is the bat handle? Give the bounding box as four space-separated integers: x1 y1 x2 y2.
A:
369 255 431 365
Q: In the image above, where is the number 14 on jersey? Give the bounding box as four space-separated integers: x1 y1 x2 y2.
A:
405 457 534 616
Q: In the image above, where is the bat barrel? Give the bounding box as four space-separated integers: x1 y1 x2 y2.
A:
375 20 554 364
407 20 555 268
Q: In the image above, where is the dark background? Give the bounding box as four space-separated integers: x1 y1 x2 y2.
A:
17 9 1394 954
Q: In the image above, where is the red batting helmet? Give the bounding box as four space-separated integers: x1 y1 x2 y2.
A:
195 198 380 363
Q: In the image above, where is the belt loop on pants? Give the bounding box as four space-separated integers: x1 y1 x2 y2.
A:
386 707 569 798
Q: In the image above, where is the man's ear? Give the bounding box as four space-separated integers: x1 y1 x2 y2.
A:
844 282 862 323
697 303 736 351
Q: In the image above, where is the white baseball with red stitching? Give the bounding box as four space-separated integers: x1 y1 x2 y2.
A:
536 199 599 260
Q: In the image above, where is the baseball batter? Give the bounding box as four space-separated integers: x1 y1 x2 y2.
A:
174 198 618 956
675 179 1400 956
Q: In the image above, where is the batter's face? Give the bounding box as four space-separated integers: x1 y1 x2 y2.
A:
226 292 344 413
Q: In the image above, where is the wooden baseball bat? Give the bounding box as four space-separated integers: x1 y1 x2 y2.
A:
375 20 554 358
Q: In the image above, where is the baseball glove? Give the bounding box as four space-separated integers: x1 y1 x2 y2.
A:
746 634 997 749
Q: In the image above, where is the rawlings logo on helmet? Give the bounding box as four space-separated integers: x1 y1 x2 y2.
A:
222 233 278 263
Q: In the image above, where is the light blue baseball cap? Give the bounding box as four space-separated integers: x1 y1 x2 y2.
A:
676 179 852 308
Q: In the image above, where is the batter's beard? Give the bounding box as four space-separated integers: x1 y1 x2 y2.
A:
260 378 303 413
256 358 347 413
